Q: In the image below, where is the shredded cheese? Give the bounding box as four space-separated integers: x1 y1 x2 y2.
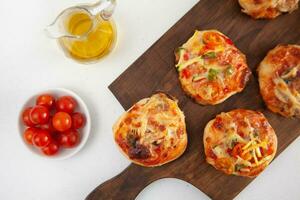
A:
252 150 258 164
238 117 268 163
176 56 204 70
252 155 272 167
255 147 262 158
236 156 252 167
242 140 253 150
274 78 300 107
242 142 267 155
135 95 180 150
212 145 227 158
244 117 255 136
240 168 250 172
281 67 298 79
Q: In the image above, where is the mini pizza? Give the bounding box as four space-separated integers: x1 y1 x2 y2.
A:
113 93 187 167
204 109 277 178
175 30 251 105
238 0 299 19
258 44 300 117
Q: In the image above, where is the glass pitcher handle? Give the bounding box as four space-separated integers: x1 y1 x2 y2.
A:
84 0 116 20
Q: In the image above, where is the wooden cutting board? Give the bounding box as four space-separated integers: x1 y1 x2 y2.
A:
86 0 300 199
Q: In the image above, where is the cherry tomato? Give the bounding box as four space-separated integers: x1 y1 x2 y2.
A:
58 129 79 148
56 96 77 113
42 141 60 156
36 94 55 108
50 131 60 142
39 117 55 132
203 32 224 46
23 127 38 145
52 112 72 132
33 129 51 147
22 107 36 126
72 112 85 129
30 105 50 125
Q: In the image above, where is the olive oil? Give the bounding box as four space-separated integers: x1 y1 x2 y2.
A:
59 11 116 62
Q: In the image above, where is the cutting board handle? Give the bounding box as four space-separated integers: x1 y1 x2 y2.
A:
85 163 168 200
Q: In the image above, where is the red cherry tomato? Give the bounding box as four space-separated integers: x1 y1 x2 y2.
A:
72 112 85 129
50 131 60 142
202 32 224 46
52 112 72 132
23 127 38 145
56 96 77 113
36 94 55 108
42 141 60 156
30 105 50 125
33 129 51 147
58 129 79 148
39 117 55 132
22 107 36 126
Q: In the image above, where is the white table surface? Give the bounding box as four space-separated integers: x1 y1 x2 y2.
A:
0 0 299 199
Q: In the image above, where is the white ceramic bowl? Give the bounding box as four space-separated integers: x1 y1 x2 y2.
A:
18 88 91 160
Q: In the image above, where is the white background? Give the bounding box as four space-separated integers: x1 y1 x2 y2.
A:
0 0 299 199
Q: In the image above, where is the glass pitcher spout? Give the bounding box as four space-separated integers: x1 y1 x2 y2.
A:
45 0 116 39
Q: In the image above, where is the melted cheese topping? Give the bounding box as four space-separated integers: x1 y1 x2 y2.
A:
113 93 187 167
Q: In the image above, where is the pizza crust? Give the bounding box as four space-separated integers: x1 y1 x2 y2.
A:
203 109 277 178
258 44 300 118
175 30 251 105
238 0 299 19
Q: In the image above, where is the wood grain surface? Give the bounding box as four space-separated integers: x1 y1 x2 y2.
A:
86 0 300 199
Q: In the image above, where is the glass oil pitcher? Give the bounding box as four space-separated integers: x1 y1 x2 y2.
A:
45 0 117 63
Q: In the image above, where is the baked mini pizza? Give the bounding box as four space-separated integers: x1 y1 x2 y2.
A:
238 0 299 19
113 93 187 167
258 44 300 117
175 30 251 105
204 109 277 178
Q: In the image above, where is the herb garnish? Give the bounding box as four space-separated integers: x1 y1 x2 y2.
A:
208 68 219 81
202 52 216 59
